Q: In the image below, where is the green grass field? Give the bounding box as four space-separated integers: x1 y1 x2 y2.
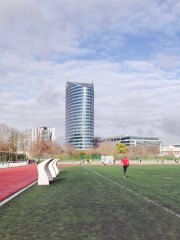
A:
1 165 180 240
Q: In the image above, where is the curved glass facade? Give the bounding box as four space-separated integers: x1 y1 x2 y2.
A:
65 81 94 149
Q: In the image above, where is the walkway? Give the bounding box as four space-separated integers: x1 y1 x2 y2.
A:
0 164 76 202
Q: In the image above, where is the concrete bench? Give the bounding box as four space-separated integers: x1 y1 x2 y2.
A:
37 159 53 185
53 159 60 175
48 159 57 178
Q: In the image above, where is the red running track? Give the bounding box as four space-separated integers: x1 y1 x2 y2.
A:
0 164 75 202
0 165 38 202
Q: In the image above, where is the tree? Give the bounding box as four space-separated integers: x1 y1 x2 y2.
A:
96 142 117 155
116 143 127 153
29 140 62 158
63 143 77 156
80 151 86 155
8 131 18 153
17 132 30 155
73 154 78 160
0 123 19 153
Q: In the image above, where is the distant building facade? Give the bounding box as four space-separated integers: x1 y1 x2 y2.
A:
26 127 56 142
17 127 55 154
99 134 163 153
65 81 94 149
161 144 180 156
101 135 162 147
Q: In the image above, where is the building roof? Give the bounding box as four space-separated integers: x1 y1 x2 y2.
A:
102 135 159 140
67 81 93 88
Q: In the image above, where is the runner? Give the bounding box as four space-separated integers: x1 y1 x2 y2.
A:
121 156 129 179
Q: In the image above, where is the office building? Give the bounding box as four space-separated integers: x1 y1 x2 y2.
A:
100 134 163 153
65 81 94 149
21 127 56 150
26 127 56 142
17 127 55 154
161 144 180 157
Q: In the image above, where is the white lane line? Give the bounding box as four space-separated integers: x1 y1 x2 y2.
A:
0 180 38 207
164 177 172 179
83 167 180 219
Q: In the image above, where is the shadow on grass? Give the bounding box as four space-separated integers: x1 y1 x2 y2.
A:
59 171 68 174
50 178 67 184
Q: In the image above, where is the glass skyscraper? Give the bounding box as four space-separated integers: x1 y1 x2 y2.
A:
65 81 94 149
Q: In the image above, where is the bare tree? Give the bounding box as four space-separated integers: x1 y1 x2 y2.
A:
28 139 62 158
96 142 117 156
0 123 19 153
125 144 160 159
0 123 22 161
63 143 77 156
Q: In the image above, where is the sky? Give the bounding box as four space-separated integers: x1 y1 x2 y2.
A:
0 0 180 146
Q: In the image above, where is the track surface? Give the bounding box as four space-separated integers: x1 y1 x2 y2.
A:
0 164 75 202
0 165 38 202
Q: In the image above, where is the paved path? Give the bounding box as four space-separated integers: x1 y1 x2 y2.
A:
0 164 76 202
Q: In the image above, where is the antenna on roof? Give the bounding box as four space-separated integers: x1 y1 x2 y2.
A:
92 80 94 85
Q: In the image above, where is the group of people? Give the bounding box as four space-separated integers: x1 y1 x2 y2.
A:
26 159 39 167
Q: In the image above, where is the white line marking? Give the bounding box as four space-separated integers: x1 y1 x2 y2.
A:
0 180 38 207
164 177 172 179
83 167 180 219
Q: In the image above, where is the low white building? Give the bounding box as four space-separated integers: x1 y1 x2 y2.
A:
101 134 163 153
161 144 180 157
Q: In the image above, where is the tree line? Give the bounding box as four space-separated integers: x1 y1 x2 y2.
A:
0 123 160 161
0 123 62 160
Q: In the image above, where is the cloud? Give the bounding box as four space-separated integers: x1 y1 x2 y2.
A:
36 88 63 106
1 0 180 59
161 117 180 137
0 56 179 145
136 128 145 135
155 53 180 69
121 61 157 73
0 0 180 146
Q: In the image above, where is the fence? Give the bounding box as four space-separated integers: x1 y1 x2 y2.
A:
0 161 27 169
0 152 27 162
57 159 178 165
43 155 102 161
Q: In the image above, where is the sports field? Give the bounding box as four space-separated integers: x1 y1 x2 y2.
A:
1 165 180 240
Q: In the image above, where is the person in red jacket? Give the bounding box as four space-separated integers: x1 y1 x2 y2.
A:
121 156 129 179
